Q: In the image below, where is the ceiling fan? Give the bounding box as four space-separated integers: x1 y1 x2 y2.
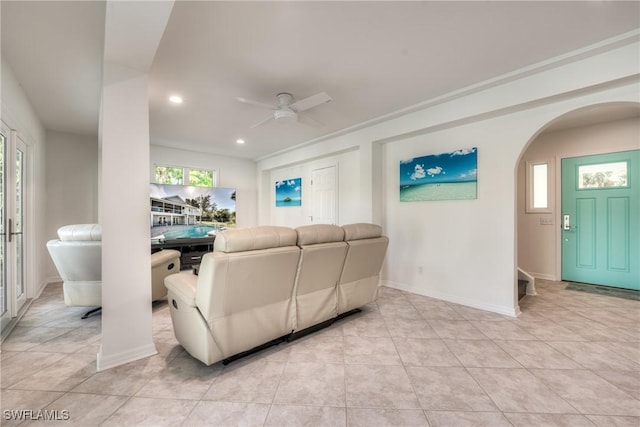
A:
237 92 332 128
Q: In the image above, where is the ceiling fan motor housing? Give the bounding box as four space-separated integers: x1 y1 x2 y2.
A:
276 92 294 105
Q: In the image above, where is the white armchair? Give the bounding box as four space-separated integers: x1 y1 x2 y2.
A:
47 224 180 318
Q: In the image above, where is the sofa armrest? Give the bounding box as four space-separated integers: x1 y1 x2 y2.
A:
165 272 197 307
151 249 181 267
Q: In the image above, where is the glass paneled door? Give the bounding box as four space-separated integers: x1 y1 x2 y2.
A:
0 124 28 333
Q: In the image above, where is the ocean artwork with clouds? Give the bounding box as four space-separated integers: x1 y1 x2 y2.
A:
400 147 477 201
275 177 302 207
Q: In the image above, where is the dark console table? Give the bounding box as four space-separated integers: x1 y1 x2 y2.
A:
151 236 215 270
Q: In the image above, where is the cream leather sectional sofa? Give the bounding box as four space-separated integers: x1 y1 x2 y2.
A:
165 223 388 365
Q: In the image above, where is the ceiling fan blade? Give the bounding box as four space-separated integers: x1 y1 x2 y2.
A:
298 112 324 128
250 115 274 129
290 92 332 112
236 97 276 110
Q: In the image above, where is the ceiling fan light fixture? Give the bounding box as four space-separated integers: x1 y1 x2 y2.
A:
274 108 297 124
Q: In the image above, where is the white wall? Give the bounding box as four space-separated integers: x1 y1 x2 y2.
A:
266 148 360 227
1 57 47 296
257 38 640 316
150 145 258 227
44 130 99 278
517 116 640 280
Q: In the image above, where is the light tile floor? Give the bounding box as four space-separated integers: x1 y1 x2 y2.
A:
1 280 638 426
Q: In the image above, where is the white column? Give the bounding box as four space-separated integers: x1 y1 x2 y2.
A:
98 66 155 370
97 0 174 371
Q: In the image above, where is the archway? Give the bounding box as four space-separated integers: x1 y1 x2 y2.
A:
515 102 640 308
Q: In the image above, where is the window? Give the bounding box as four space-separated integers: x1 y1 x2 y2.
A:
526 160 552 213
154 165 216 187
188 169 214 187
155 166 183 185
578 161 627 189
532 163 548 209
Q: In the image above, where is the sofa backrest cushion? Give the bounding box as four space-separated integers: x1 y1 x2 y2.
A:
58 224 102 241
338 223 388 313
195 227 301 356
296 224 345 246
293 224 347 330
339 236 388 284
214 226 297 253
342 223 382 241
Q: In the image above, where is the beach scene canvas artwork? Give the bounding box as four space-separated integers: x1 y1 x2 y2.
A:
400 147 477 201
275 178 302 207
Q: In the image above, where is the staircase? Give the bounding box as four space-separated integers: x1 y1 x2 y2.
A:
517 268 536 300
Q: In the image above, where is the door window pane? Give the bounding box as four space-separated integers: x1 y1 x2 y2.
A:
578 162 627 189
0 133 5 317
15 147 24 298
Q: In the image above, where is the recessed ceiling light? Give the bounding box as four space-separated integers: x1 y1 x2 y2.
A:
169 95 183 104
236 139 245 144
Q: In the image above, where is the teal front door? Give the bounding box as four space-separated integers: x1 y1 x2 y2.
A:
562 150 639 290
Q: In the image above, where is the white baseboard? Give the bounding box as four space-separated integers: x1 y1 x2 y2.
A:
97 342 158 372
380 280 518 318
43 276 62 286
529 272 556 281
36 276 62 298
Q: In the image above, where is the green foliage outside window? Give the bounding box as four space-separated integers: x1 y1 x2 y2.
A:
155 166 183 185
155 165 215 187
189 169 214 187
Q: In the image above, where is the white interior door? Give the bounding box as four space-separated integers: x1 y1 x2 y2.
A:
0 125 28 333
311 166 337 224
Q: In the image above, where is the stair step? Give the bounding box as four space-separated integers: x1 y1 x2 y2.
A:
518 279 528 300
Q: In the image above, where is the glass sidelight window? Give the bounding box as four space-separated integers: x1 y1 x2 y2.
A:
532 163 548 209
526 160 552 213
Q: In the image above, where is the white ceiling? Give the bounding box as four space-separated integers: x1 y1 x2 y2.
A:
1 1 105 136
2 1 639 160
